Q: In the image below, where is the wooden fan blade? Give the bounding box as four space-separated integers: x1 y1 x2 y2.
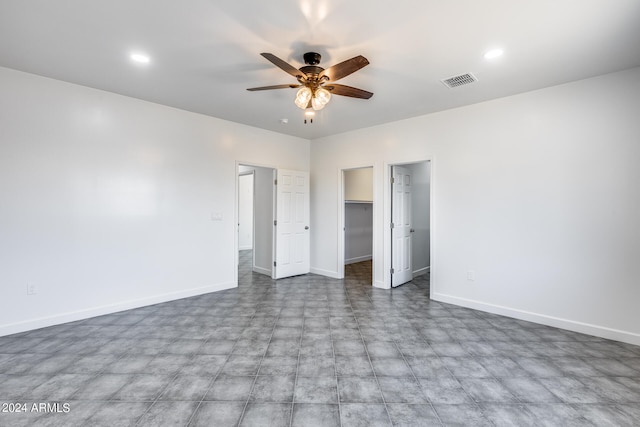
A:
325 84 373 99
261 53 305 79
247 84 300 91
319 55 369 82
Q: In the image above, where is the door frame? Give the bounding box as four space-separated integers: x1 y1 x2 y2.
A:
234 161 277 285
383 158 433 292
337 166 375 282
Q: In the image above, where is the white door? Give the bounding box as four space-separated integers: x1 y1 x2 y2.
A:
392 166 413 287
274 169 310 279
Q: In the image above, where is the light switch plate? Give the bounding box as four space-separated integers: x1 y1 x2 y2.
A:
27 283 38 295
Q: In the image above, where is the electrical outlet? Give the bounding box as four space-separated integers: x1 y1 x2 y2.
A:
27 283 38 295
467 270 476 281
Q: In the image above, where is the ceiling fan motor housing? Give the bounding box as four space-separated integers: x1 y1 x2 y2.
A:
300 52 324 81
299 66 324 77
303 52 322 65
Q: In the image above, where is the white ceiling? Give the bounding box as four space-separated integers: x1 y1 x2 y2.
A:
1 0 639 140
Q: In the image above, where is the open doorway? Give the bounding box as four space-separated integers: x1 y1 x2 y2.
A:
339 167 374 284
237 164 275 279
238 170 255 278
390 161 431 290
236 163 311 283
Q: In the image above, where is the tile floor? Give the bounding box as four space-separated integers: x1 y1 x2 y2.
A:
0 251 639 426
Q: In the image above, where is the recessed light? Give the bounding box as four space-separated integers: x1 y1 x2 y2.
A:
130 53 150 64
484 49 503 60
280 118 289 124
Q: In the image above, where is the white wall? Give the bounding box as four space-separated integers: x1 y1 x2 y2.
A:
238 173 254 250
0 66 309 336
344 168 373 201
345 203 373 264
311 67 640 345
404 162 430 275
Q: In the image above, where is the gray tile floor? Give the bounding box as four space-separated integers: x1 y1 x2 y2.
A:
1 250 639 426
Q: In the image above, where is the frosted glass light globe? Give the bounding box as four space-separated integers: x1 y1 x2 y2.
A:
294 87 312 109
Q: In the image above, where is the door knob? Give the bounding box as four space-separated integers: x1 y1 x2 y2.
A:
410 228 415 233
305 226 309 230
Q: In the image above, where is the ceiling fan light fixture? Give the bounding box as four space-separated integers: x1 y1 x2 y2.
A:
294 87 312 109
304 109 315 124
316 87 331 103
248 52 372 112
311 87 331 110
311 96 326 110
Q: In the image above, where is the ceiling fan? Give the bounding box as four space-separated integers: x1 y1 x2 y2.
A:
247 52 373 112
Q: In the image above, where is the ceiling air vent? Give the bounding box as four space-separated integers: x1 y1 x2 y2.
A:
441 73 478 88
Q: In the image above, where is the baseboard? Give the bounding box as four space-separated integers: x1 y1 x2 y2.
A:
345 255 372 265
252 265 272 276
431 292 640 346
413 266 430 276
373 280 389 289
310 267 341 279
0 281 236 338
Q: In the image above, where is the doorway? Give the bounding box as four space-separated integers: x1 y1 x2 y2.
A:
236 163 311 283
238 171 255 278
237 164 275 279
238 171 254 252
390 161 431 288
339 166 374 283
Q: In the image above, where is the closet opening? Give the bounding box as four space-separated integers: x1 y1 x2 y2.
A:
340 166 374 284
